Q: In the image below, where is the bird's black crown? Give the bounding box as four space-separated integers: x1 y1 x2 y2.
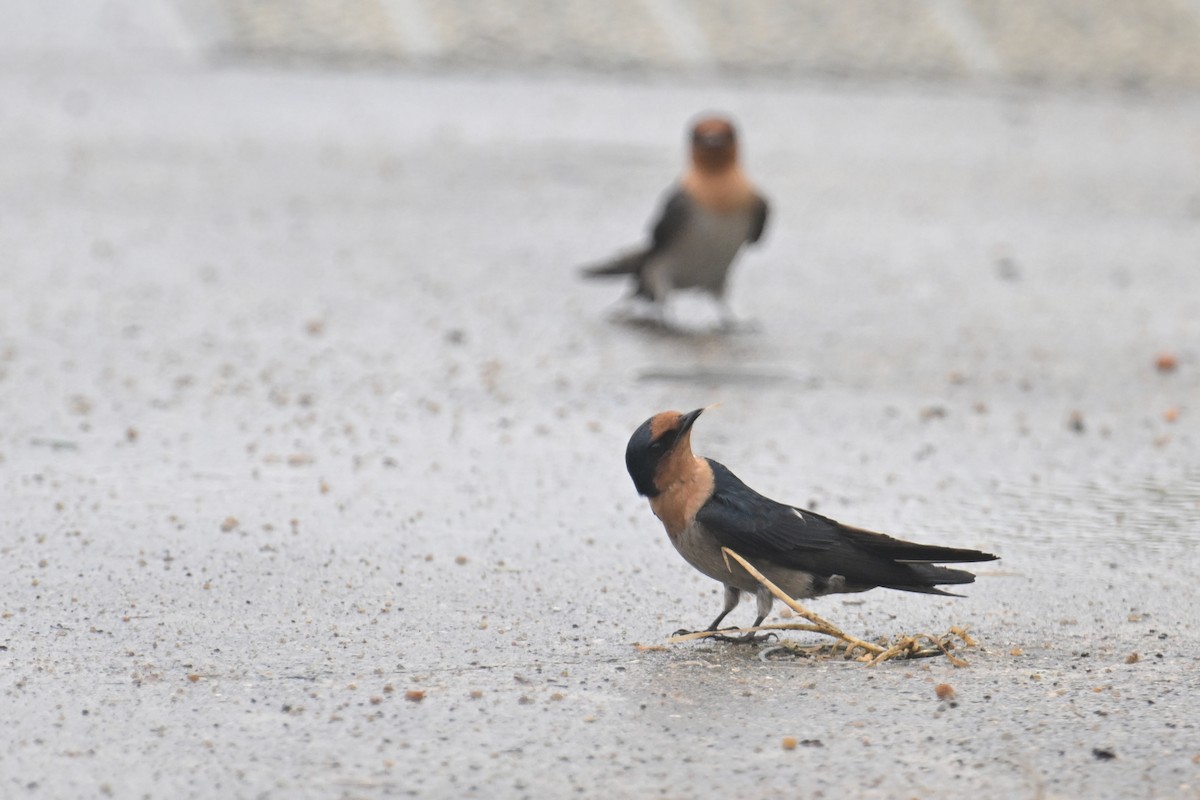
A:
625 417 668 497
626 409 704 498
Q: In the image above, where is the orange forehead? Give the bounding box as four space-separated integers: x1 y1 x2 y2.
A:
692 117 734 138
648 411 683 440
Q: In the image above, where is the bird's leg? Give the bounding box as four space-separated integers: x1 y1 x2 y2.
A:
672 585 741 638
707 586 763 642
721 548 885 658
716 589 778 644
653 298 675 331
707 585 743 630
715 294 738 331
640 270 673 330
714 294 759 334
606 298 636 322
705 587 777 644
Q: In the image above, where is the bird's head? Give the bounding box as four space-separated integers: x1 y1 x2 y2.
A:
690 116 738 172
625 408 706 497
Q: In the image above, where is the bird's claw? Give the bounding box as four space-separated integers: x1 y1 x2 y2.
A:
711 631 778 645
671 625 749 639
678 626 777 644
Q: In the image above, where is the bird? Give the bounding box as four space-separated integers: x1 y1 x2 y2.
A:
580 115 769 327
624 408 998 642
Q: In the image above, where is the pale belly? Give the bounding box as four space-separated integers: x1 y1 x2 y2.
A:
648 208 755 294
670 520 839 600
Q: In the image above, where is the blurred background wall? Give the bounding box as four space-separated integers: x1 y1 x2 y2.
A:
182 0 1200 90
9 0 1200 90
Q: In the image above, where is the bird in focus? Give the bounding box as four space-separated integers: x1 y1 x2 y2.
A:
625 408 998 642
581 115 769 327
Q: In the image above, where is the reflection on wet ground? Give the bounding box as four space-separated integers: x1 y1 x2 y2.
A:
995 472 1200 548
636 365 818 388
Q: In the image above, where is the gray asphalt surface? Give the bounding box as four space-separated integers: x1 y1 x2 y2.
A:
3 30 1200 800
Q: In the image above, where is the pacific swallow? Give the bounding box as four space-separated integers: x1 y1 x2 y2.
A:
625 408 998 642
581 115 769 325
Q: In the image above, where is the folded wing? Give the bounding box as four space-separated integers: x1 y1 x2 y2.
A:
696 459 998 595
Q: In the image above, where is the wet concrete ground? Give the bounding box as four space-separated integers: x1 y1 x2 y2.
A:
2 61 1199 798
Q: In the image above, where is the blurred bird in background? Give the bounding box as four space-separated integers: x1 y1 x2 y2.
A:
581 115 769 328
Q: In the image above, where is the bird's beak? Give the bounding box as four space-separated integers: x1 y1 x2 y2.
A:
676 407 705 438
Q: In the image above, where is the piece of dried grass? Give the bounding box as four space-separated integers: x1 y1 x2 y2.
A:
666 547 978 667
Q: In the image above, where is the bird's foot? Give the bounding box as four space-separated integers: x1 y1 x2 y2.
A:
609 305 681 334
678 625 778 644
710 630 778 644
671 626 731 638
606 304 642 324
671 625 742 638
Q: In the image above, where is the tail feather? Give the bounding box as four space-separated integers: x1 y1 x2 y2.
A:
842 527 998 565
878 563 979 594
835 527 996 596
884 564 981 596
580 249 649 279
